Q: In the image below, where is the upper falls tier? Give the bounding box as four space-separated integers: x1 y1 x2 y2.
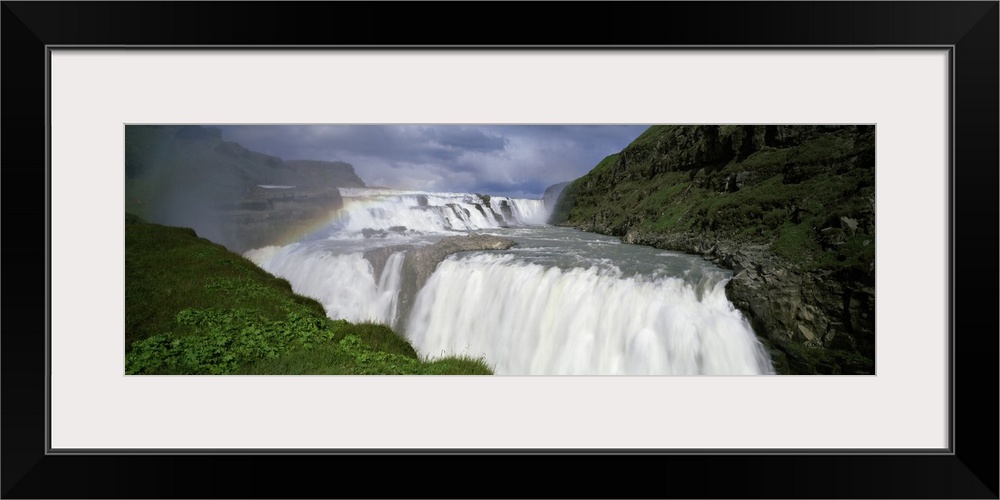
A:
323 188 549 238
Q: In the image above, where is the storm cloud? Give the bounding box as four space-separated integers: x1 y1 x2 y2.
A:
216 125 648 198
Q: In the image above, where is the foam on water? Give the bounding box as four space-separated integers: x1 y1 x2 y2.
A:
327 188 547 237
244 189 774 375
254 244 406 327
405 253 774 375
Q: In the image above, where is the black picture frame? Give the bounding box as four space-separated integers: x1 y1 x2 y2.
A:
3 2 997 498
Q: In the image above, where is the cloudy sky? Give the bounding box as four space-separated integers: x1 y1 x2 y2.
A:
217 125 649 198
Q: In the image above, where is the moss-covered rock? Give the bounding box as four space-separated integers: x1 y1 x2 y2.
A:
554 125 876 374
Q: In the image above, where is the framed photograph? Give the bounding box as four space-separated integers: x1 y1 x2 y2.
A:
4 2 996 498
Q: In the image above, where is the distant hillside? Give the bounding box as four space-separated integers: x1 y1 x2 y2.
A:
127 125 291 187
124 125 366 252
283 160 367 189
553 125 876 374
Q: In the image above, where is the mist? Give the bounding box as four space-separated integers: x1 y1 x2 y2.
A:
216 125 649 197
124 124 650 252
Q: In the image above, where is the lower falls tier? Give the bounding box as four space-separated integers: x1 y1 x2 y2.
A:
247 233 774 375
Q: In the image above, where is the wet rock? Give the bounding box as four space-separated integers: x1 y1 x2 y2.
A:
363 244 412 284
362 226 409 238
394 235 516 333
552 125 876 374
499 200 514 220
404 235 515 286
493 211 507 227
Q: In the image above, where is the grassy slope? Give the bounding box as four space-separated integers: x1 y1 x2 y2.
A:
553 126 876 375
555 125 875 282
125 213 492 375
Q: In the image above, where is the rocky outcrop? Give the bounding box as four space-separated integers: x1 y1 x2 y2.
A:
363 235 516 333
361 226 409 239
392 234 514 332
402 235 515 289
363 245 411 286
621 230 874 374
556 125 876 374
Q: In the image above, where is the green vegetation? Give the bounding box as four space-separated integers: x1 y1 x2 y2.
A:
775 336 875 375
551 125 877 374
555 125 875 283
125 214 492 375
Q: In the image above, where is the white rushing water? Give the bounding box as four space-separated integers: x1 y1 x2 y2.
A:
245 189 774 375
248 244 407 327
329 188 548 236
406 253 772 375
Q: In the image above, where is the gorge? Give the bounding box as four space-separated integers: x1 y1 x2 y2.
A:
551 125 876 374
125 125 875 375
240 188 775 375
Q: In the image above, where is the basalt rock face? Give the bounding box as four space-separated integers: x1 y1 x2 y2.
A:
555 125 876 374
124 125 366 252
364 235 517 334
621 231 875 375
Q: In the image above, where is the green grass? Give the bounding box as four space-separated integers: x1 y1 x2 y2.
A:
125 214 493 375
627 125 674 149
552 126 876 375
771 220 817 260
558 126 875 282
590 153 620 176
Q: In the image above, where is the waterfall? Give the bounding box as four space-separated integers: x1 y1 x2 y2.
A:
373 251 406 329
244 189 774 375
252 244 406 327
330 188 547 237
405 253 774 375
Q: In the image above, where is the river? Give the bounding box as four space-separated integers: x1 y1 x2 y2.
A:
244 188 775 375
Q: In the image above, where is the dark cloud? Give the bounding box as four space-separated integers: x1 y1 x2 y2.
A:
419 126 507 153
216 125 648 198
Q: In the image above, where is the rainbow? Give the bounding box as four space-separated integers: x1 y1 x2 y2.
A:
263 188 549 248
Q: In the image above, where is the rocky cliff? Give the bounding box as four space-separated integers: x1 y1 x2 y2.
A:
552 125 876 374
363 235 517 333
124 125 366 252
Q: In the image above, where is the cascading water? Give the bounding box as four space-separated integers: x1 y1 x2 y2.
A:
245 189 774 375
328 188 548 236
373 251 406 329
406 253 772 375
246 245 407 327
